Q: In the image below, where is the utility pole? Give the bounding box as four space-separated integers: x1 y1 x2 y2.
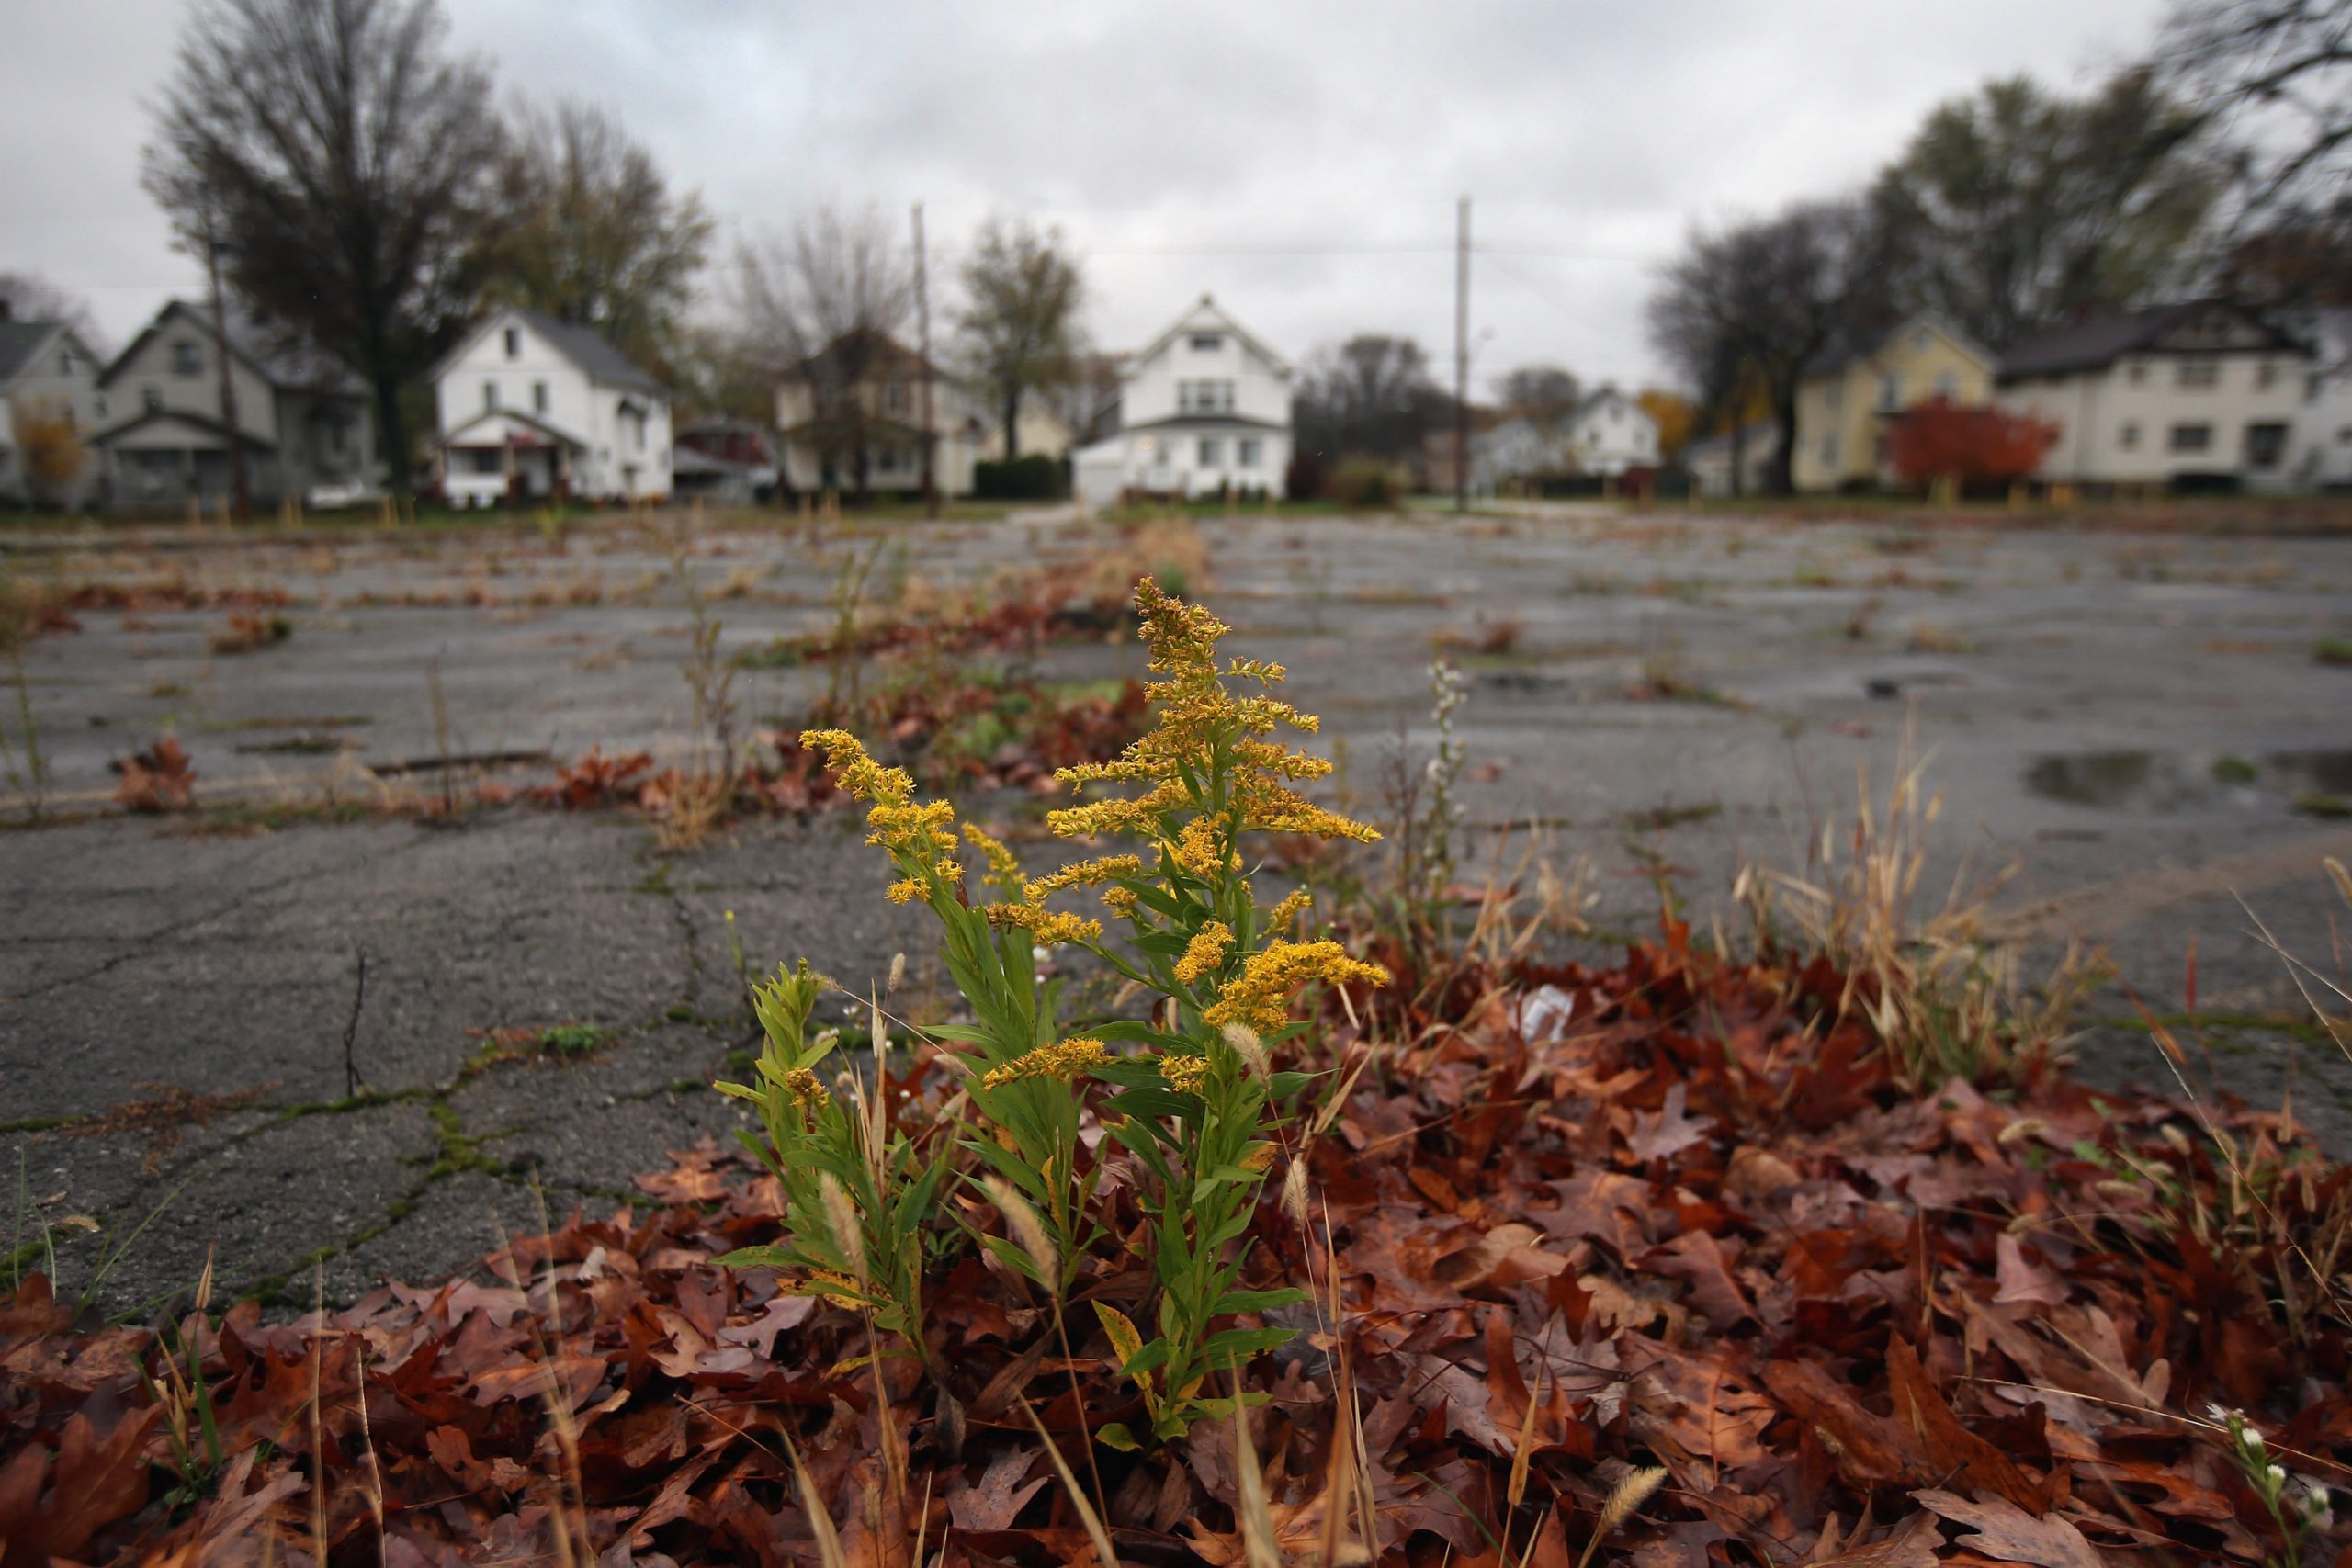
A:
1453 195 1470 515
205 220 250 523
912 201 939 519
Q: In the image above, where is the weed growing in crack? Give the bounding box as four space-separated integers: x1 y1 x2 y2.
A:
771 579 1388 1444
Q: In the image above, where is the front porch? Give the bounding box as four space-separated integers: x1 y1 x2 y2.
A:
435 411 584 509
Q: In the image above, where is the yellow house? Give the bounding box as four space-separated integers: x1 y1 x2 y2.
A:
1792 316 1995 491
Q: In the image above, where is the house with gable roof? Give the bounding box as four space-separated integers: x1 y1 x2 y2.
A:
91 299 376 511
430 306 672 507
1071 295 1293 506
0 304 106 508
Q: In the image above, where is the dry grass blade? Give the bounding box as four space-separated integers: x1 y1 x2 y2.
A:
1019 1395 1118 1568
1230 1398 1281 1568
1575 1465 1667 1568
781 1428 851 1568
1507 1360 1544 1508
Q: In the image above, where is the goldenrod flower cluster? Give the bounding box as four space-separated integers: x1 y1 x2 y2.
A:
979 1037 1111 1089
1159 1053 1211 1094
961 823 1024 899
1203 941 1391 1035
804 728 959 867
781 1067 831 1111
1046 580 1382 860
1173 921 1233 986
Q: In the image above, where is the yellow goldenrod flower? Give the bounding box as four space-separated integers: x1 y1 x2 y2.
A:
961 822 1025 898
1173 921 1233 986
1159 1052 1211 1094
1023 854 1145 901
1265 888 1313 929
887 876 924 904
979 1037 1110 1089
781 1067 831 1110
985 903 1105 946
1204 941 1391 1035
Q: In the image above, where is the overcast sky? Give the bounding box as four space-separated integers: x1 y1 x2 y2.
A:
5 0 2168 391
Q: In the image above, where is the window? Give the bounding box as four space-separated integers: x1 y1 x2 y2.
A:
2168 423 2211 453
2127 362 2146 385
1819 435 1837 465
58 349 74 375
482 381 499 412
171 341 201 378
142 387 163 412
2256 360 2278 389
1238 438 1262 468
2119 422 2140 450
2178 361 2219 389
884 381 907 415
1912 329 1930 353
1178 379 1235 414
94 393 107 420
2313 373 2328 402
1876 372 1902 412
1932 371 1959 399
2245 423 2288 468
875 445 898 474
2340 427 2352 444
1189 333 1224 353
533 380 549 413
1198 437 1222 466
503 328 520 359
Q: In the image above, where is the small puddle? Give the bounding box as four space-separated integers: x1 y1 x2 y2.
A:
2269 750 2352 795
2023 748 2352 810
2025 750 2158 807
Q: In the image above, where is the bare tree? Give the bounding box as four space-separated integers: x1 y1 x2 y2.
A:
1295 334 1453 464
1491 365 1582 423
470 99 713 372
1647 201 1890 495
143 0 503 497
734 208 911 501
956 218 1086 462
0 274 105 355
2158 0 2352 217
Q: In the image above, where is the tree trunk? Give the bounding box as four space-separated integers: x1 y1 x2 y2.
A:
1770 389 1800 497
375 374 411 500
1728 422 1747 499
1003 386 1021 461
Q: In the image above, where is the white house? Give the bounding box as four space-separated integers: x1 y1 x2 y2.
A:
1994 300 2312 491
1469 387 1659 491
2290 308 2352 491
1682 419 1780 499
1072 296 1292 506
0 310 107 508
429 307 671 508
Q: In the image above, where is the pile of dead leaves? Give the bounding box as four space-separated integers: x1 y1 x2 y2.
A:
7 925 2350 1565
111 738 197 814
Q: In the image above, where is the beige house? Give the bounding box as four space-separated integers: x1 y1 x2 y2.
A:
1994 301 2312 491
775 330 983 497
92 300 376 512
1792 316 1995 491
980 397 1073 462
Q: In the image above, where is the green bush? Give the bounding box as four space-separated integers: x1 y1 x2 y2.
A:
973 454 1069 501
1323 455 1407 509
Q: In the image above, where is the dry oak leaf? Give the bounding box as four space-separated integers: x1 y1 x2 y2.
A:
1885 1336 2052 1515
1910 1490 2101 1568
1628 1083 1716 1162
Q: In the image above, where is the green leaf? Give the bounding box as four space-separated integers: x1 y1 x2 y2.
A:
1212 1286 1308 1316
1095 1422 1143 1453
712 1245 798 1271
1199 1325 1297 1364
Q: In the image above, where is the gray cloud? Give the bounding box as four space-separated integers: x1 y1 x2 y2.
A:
5 0 2164 386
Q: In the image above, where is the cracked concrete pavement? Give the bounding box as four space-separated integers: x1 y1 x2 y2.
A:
5 503 2351 1315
